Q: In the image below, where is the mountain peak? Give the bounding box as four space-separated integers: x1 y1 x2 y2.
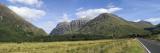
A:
138 20 152 24
56 21 70 27
100 13 113 15
80 13 149 37
94 13 124 21
99 13 119 17
50 18 89 35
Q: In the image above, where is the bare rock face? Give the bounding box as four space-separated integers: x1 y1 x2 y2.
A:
70 18 90 31
50 18 90 35
50 22 71 35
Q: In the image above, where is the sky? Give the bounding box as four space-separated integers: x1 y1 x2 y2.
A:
0 0 160 33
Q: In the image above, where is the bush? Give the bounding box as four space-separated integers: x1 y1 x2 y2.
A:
30 34 113 42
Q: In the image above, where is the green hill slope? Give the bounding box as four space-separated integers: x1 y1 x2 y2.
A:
130 20 154 28
80 13 150 38
0 4 47 41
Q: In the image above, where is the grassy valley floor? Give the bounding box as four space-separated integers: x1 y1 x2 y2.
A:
0 39 145 53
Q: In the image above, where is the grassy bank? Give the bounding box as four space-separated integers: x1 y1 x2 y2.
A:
149 34 160 41
0 39 144 53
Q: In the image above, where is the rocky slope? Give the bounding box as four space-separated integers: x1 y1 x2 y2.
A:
50 18 90 35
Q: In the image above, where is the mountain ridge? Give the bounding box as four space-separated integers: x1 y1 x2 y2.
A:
50 13 153 38
50 18 90 35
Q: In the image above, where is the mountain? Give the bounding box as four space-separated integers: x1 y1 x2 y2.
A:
153 24 160 34
0 4 47 41
50 21 71 35
130 20 154 28
70 18 90 32
50 18 90 35
146 24 160 34
79 13 150 37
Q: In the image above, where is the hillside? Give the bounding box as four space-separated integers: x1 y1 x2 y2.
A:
131 20 154 28
0 4 47 41
50 21 71 35
50 18 89 35
80 13 150 37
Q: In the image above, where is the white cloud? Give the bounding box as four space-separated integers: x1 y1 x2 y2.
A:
76 7 83 11
76 7 122 19
59 13 71 22
36 13 71 33
36 21 55 34
8 5 46 22
144 18 160 24
8 0 43 7
133 19 142 22
145 18 160 22
134 17 160 25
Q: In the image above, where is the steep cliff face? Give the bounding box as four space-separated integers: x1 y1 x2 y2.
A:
50 22 71 35
0 4 47 41
70 18 90 31
50 18 90 35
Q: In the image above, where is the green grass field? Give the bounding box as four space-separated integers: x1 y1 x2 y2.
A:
0 39 145 53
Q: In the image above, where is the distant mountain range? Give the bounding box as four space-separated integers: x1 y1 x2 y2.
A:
146 24 160 34
130 20 154 28
0 4 47 41
0 4 157 42
50 13 153 37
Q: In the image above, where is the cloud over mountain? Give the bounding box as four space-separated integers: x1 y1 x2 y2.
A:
8 5 46 22
61 13 71 22
134 17 160 25
36 21 55 34
76 7 122 19
8 0 43 7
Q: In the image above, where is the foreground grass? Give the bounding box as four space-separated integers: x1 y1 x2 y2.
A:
150 34 160 41
0 39 145 53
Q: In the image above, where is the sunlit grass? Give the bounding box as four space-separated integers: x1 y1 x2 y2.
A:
0 39 145 53
150 34 160 41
